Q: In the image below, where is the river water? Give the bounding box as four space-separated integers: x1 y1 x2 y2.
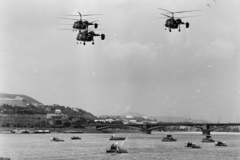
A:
0 132 239 160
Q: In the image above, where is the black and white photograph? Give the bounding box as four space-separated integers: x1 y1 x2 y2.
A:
0 0 240 159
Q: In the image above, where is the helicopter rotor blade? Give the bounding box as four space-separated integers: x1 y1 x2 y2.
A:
58 28 75 30
158 8 173 14
56 23 73 25
162 10 201 14
160 13 172 18
61 14 103 16
57 17 79 20
175 15 201 18
173 10 201 14
58 28 83 32
90 20 99 23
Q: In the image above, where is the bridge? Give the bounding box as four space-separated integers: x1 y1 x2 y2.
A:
86 123 240 135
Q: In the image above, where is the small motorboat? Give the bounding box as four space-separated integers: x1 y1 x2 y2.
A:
215 141 227 147
33 130 50 134
106 146 128 154
11 129 29 134
109 135 126 141
184 142 201 149
162 135 177 142
50 137 64 142
202 135 215 143
71 136 81 140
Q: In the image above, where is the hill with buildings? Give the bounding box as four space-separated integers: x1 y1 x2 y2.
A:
0 93 96 120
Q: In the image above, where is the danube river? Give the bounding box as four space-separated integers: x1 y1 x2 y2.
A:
0 132 239 160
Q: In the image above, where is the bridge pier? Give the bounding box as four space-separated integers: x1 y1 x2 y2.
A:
142 129 151 134
202 130 211 136
142 124 152 134
202 124 211 135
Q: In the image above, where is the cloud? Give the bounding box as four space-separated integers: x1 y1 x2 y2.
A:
102 40 157 60
210 39 235 56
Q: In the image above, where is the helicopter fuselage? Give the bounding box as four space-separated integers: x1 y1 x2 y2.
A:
165 18 184 29
77 31 94 42
73 21 93 30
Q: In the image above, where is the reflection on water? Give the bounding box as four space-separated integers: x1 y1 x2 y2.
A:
0 132 240 160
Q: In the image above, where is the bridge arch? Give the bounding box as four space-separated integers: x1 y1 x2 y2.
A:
148 125 203 132
96 125 142 131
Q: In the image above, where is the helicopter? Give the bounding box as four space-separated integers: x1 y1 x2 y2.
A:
58 12 103 31
158 8 201 32
76 29 105 45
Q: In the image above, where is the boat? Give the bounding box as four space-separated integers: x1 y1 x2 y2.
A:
11 129 29 134
106 148 128 153
50 137 64 142
184 142 201 149
162 135 177 142
106 146 128 154
109 135 126 141
20 130 30 134
71 136 81 140
33 130 50 134
201 135 215 143
215 141 227 147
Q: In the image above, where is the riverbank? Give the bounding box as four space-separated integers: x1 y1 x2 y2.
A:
0 127 141 134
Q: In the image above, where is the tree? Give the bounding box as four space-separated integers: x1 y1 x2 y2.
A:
55 120 62 125
63 122 71 128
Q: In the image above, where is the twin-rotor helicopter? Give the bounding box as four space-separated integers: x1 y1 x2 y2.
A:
158 8 201 32
58 12 105 45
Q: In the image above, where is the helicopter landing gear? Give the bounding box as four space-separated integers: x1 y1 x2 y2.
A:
179 27 181 32
83 42 86 45
169 29 171 32
92 41 94 45
186 22 189 28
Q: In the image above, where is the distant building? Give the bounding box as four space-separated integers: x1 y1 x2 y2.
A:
126 115 133 119
142 116 148 119
129 119 137 123
55 109 61 114
0 96 27 107
94 119 106 123
0 112 47 127
105 119 114 123
46 111 68 127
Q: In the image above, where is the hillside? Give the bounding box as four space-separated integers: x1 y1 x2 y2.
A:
0 93 42 105
0 93 96 120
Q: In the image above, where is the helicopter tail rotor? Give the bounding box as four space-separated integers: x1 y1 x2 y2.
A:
101 34 105 40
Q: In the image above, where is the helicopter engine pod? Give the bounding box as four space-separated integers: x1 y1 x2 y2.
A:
101 34 105 40
94 23 98 29
186 22 190 28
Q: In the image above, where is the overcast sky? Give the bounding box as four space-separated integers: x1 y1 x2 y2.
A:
0 0 239 122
